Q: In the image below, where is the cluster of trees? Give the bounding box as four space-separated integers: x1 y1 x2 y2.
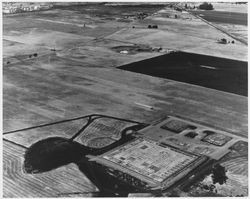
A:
199 2 214 10
211 164 228 185
29 53 38 58
148 25 158 29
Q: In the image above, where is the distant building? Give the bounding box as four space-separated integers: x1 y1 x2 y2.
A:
2 2 53 14
3 9 11 14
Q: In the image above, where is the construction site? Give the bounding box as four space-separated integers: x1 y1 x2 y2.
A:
2 2 248 197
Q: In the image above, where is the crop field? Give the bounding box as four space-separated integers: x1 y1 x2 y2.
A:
119 51 248 96
3 53 247 136
222 157 248 176
4 118 89 147
190 8 248 45
53 3 166 17
191 11 247 26
3 141 97 197
3 115 144 197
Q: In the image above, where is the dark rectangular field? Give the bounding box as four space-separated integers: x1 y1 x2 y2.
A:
118 52 247 96
191 11 247 26
53 3 166 17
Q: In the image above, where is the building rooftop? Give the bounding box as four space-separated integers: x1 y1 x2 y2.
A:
101 138 199 183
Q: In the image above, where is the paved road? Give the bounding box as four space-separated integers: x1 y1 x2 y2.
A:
191 11 247 26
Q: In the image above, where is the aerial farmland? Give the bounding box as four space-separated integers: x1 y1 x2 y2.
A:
2 2 248 197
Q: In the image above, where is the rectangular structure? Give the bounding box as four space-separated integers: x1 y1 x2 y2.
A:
90 138 206 190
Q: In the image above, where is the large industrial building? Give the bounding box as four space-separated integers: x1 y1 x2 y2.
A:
89 137 206 191
83 115 243 192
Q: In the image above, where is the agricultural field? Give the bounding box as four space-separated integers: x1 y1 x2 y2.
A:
187 2 248 45
119 51 247 96
3 141 97 197
191 10 247 26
